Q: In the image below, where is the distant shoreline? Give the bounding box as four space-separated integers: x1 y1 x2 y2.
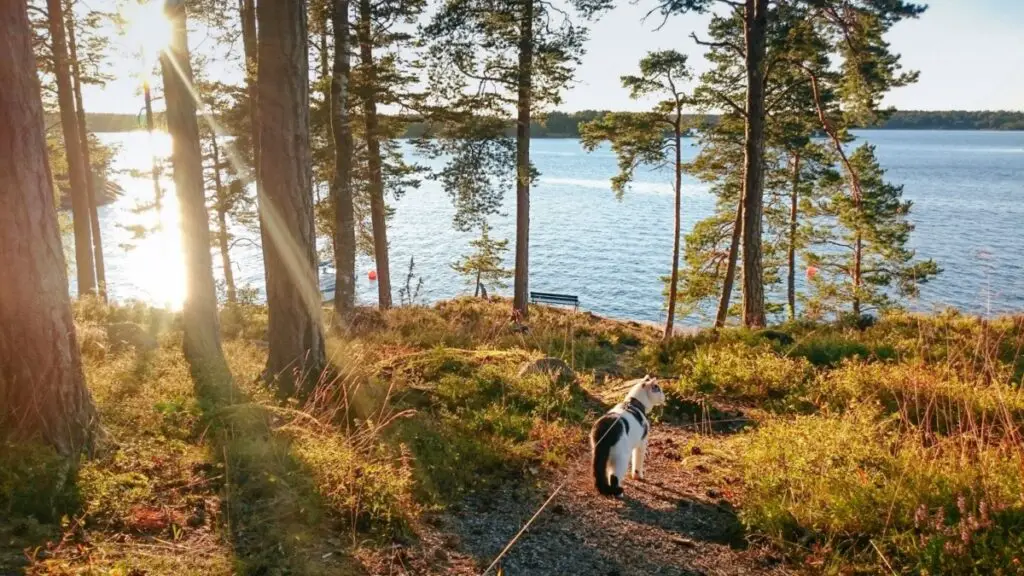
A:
75 109 1024 134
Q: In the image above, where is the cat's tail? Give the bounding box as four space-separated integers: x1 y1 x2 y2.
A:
590 416 623 496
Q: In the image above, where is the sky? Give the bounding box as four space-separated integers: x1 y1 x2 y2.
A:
82 0 1024 114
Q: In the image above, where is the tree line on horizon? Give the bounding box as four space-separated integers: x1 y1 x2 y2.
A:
3 0 944 457
72 108 1024 135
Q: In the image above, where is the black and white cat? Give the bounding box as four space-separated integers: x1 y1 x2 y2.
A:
590 376 666 497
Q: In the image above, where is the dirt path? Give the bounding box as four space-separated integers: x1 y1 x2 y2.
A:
391 422 796 576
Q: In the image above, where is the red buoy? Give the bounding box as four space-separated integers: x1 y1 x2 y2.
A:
368 270 378 281
806 266 819 280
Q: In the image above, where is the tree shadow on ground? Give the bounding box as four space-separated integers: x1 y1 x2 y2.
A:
193 378 368 576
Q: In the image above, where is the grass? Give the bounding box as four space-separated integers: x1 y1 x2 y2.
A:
644 312 1024 574
2 297 1022 575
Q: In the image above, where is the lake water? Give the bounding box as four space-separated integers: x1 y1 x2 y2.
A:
83 129 1024 325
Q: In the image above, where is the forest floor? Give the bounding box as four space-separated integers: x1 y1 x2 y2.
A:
2 298 1022 575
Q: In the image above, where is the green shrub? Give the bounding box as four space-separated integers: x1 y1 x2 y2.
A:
740 406 1024 570
787 334 896 367
811 362 1024 437
671 343 814 409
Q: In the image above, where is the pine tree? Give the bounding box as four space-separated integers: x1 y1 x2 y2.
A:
258 0 326 396
329 0 356 320
65 0 108 301
413 97 516 236
309 0 424 314
424 0 611 320
46 0 95 297
804 145 939 318
197 80 257 305
452 223 513 298
355 0 392 309
670 0 925 325
1 0 99 455
160 0 233 396
580 50 692 339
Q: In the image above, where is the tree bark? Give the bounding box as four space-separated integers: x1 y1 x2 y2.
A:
853 234 862 317
0 0 98 456
356 0 391 309
46 0 95 297
740 0 768 328
511 0 534 320
211 133 236 304
715 195 743 328
239 0 270 293
665 117 682 340
257 0 326 396
160 0 232 397
787 153 800 321
66 7 106 302
330 0 355 319
240 0 259 172
143 82 163 215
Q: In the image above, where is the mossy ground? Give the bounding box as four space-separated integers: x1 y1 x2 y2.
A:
2 299 1022 575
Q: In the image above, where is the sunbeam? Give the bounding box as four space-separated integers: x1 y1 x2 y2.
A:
158 47 325 327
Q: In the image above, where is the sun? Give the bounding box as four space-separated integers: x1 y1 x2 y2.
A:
121 0 174 73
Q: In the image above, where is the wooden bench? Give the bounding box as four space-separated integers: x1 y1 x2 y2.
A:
530 291 579 311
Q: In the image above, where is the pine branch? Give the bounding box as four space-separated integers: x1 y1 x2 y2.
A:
705 87 746 117
799 63 863 203
690 32 745 59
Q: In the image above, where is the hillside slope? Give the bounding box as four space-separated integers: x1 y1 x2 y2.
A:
2 298 1022 575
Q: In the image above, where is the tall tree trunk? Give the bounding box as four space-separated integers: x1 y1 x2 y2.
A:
160 0 232 397
664 118 682 340
330 0 355 319
787 153 800 321
240 0 259 171
143 82 163 216
46 0 95 297
740 0 768 328
853 234 862 317
0 0 98 455
239 0 270 293
356 0 391 309
511 0 533 320
715 195 743 328
211 134 237 304
257 0 326 396
66 7 106 302
319 26 329 91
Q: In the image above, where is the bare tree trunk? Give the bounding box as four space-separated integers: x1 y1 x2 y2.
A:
46 0 95 297
356 0 391 309
664 118 682 340
211 134 236 304
143 82 163 216
258 0 326 396
787 153 800 321
66 7 106 302
511 0 533 320
239 0 271 293
240 0 259 172
330 0 355 319
741 0 768 328
474 269 481 298
319 26 329 90
715 195 743 328
853 234 862 317
160 0 232 396
0 0 98 455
